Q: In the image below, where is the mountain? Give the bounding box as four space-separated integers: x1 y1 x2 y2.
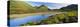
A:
10 1 36 14
35 5 48 12
60 4 78 11
10 1 50 14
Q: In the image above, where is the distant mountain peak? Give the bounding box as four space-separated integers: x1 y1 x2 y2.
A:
60 4 78 10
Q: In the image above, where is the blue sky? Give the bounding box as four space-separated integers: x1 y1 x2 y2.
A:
26 1 71 9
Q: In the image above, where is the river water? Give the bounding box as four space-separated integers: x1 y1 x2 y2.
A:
10 14 53 26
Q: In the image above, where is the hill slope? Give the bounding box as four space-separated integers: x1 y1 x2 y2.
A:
60 4 78 11
10 1 36 14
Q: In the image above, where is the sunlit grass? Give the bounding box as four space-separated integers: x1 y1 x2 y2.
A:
66 11 77 16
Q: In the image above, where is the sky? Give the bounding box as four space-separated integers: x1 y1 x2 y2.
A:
27 1 71 9
13 0 77 4
12 0 76 9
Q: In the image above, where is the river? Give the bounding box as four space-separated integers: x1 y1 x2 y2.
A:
10 14 53 26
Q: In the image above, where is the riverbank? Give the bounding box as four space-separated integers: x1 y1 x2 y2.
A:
9 12 65 19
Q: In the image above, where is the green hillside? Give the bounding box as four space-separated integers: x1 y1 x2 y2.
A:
9 1 49 14
10 1 37 14
35 5 48 12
